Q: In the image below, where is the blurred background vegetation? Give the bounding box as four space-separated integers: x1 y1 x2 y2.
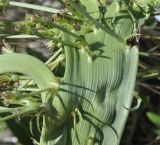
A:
0 0 160 145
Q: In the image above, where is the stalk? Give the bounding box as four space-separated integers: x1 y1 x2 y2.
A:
1 34 38 39
9 1 60 13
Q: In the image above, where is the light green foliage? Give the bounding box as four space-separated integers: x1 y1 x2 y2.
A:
0 0 157 145
147 112 160 127
132 0 149 12
130 0 160 16
0 0 9 12
147 112 160 135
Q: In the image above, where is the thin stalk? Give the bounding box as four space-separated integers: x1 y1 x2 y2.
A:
46 22 85 42
139 51 160 57
45 47 63 64
22 87 55 97
0 106 22 113
138 72 159 79
147 45 160 52
0 104 43 121
142 35 160 40
18 80 33 89
9 1 60 13
2 34 39 39
142 72 159 79
16 88 39 92
139 83 160 95
153 12 160 15
36 31 78 48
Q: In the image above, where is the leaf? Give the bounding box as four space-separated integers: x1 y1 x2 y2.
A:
56 13 138 145
147 112 160 127
80 0 100 18
40 1 140 145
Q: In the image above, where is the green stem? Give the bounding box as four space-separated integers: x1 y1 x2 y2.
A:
0 104 42 121
1 34 38 39
36 31 78 48
9 1 60 13
38 19 86 43
22 87 55 97
16 88 39 92
47 22 85 42
0 106 22 113
45 48 63 65
139 51 160 57
18 80 33 89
